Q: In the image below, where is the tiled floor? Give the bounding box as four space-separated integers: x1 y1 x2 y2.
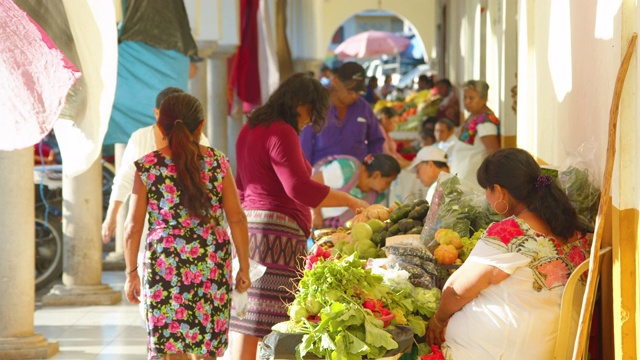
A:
35 272 148 359
34 272 235 360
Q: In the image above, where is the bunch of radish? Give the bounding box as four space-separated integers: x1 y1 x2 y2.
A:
305 245 332 270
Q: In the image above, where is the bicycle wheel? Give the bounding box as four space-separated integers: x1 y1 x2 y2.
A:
35 215 63 290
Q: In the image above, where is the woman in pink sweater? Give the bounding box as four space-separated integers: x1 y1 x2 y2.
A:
230 73 368 359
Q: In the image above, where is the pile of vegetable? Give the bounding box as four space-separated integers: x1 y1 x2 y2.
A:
557 166 600 232
375 199 430 246
274 254 441 360
421 175 500 248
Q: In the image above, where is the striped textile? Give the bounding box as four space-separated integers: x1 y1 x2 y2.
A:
230 210 307 338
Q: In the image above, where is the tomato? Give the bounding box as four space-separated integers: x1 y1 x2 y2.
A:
434 244 459 265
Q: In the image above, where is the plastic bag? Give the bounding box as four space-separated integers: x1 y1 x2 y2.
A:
421 172 500 249
231 259 267 318
557 141 601 232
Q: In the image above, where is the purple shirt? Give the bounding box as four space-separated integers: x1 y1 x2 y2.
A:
300 97 385 166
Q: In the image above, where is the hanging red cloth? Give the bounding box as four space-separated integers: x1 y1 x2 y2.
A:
228 0 262 108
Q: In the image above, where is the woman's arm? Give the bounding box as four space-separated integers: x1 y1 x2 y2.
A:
426 261 509 346
220 170 251 293
123 173 148 305
480 135 501 153
316 189 369 213
311 172 326 228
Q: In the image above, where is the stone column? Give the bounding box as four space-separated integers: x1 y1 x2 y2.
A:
43 158 120 306
0 148 58 358
189 59 208 128
103 143 126 270
227 106 244 173
206 53 229 155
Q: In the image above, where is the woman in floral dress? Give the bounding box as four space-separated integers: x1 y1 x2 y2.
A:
123 93 251 360
426 148 589 359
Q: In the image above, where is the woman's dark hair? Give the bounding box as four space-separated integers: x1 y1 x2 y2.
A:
363 154 401 178
436 118 455 131
247 72 330 134
377 106 398 120
477 148 578 241
436 78 452 89
155 87 184 108
158 93 212 223
432 161 449 170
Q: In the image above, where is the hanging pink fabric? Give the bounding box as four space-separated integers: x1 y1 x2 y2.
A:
0 0 81 151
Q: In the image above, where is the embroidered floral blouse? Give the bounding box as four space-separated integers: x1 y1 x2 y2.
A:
443 216 590 360
481 216 589 291
457 110 500 145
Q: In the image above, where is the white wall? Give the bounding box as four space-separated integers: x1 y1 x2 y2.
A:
442 0 516 137
517 0 620 170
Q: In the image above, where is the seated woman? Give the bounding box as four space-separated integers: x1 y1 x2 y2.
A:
377 106 412 168
449 80 500 186
426 148 589 360
311 154 400 228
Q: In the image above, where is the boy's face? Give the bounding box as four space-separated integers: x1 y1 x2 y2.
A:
416 161 440 188
434 123 453 142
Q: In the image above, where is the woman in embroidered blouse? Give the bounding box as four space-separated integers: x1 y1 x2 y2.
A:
448 80 500 186
426 148 589 360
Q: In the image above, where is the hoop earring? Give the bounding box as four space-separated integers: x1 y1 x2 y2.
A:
493 199 509 215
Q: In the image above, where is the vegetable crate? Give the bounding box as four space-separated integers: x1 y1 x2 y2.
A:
434 265 460 289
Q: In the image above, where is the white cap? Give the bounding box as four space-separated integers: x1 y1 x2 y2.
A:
407 146 448 172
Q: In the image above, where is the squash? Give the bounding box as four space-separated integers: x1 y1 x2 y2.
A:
434 244 459 265
351 212 369 224
361 204 390 222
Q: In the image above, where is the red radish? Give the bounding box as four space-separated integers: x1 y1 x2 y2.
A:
314 246 324 257
322 250 332 259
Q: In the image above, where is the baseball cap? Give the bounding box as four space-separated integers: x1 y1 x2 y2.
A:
407 146 448 172
336 62 366 93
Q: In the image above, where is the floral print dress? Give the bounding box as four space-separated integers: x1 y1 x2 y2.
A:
442 217 589 360
134 148 232 359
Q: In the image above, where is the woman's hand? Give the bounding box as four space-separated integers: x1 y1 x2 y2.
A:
312 208 324 229
426 315 448 346
124 272 141 305
348 197 370 213
102 216 116 244
235 268 251 293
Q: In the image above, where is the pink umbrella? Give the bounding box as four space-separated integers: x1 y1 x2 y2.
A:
334 30 411 60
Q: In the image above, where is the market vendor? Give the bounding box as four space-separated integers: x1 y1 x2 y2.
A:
300 62 386 165
407 146 449 203
311 153 400 228
377 106 413 168
448 80 500 187
435 79 461 126
426 148 589 359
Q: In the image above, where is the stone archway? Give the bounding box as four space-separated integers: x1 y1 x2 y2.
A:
318 0 438 73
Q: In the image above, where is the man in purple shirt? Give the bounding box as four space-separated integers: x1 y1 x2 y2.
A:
300 62 385 166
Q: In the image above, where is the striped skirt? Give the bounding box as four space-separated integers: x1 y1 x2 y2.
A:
229 210 307 338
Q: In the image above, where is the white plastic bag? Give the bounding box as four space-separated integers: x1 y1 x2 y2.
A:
231 258 267 318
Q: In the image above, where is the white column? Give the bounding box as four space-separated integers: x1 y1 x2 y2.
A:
103 143 126 269
42 158 120 306
0 148 58 358
206 52 232 155
189 59 209 135
206 49 240 169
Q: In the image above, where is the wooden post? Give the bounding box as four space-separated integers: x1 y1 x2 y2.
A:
572 33 637 360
